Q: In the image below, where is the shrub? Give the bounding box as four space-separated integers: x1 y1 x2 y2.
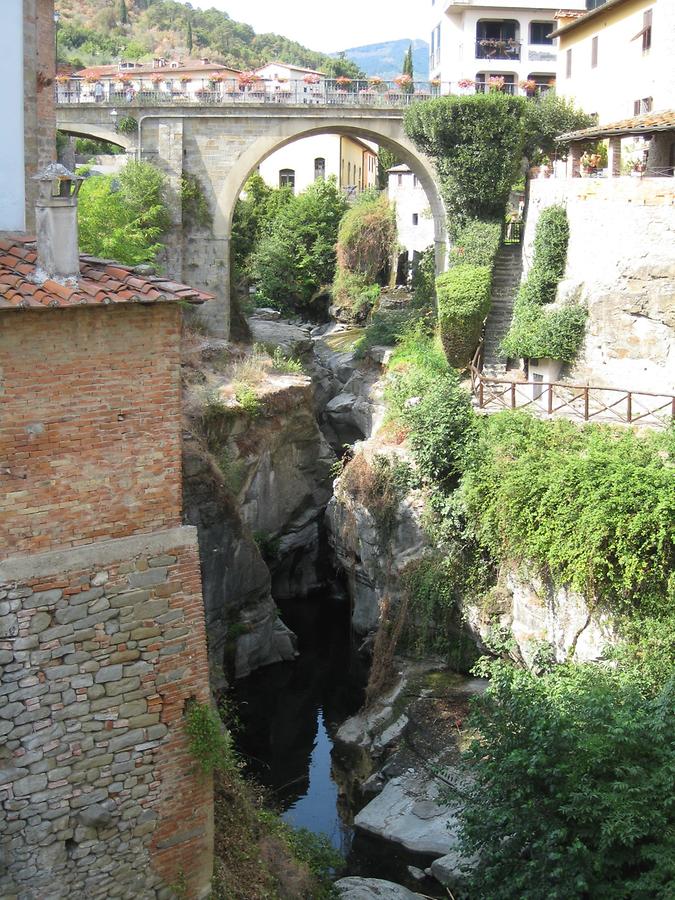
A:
437 264 492 366
522 91 596 164
336 192 397 282
332 270 381 319
458 659 675 899
231 174 292 282
404 93 527 224
184 701 237 775
449 220 502 268
271 347 304 374
340 453 414 539
461 412 675 617
410 245 437 310
399 371 476 491
181 172 212 228
383 321 450 420
501 204 586 362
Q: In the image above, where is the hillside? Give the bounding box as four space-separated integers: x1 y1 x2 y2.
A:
334 38 430 81
55 0 363 77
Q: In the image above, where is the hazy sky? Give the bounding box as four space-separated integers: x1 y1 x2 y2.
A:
191 1 427 54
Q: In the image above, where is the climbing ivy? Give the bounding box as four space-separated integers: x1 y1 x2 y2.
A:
184 701 237 775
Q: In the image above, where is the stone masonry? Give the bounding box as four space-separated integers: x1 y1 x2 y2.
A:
0 528 212 899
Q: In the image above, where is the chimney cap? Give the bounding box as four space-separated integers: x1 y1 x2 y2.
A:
34 164 83 203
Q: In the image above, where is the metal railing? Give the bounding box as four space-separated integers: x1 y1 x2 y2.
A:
470 343 674 429
475 39 521 60
54 77 559 108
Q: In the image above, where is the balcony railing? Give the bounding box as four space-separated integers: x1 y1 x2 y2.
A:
475 39 521 61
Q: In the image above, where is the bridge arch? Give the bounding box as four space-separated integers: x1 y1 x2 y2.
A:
216 119 447 276
56 123 133 152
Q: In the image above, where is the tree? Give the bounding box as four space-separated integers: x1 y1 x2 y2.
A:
251 177 348 313
186 16 193 54
377 147 398 190
402 43 414 94
231 173 292 282
523 90 595 164
457 658 675 899
404 93 527 226
78 160 171 265
118 0 128 26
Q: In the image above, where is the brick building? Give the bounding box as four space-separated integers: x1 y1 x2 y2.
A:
0 2 215 897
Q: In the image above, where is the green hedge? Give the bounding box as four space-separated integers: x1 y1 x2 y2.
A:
501 204 586 362
437 264 492 366
449 220 502 268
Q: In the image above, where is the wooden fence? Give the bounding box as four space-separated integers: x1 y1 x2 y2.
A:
470 344 675 428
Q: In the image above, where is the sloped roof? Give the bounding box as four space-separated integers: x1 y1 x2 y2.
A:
551 0 632 38
75 61 241 79
254 61 326 77
558 109 675 141
0 236 212 310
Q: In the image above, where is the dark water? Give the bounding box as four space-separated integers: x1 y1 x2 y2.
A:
232 592 369 854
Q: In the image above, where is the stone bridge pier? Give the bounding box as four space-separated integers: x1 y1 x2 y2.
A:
56 104 448 336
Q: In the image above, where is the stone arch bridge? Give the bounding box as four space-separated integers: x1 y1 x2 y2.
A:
56 103 447 335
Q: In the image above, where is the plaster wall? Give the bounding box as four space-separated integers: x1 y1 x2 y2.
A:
556 0 675 121
525 177 675 393
388 169 435 258
258 134 343 193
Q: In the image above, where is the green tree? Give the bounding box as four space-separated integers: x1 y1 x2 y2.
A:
186 16 193 54
251 177 348 313
231 174 292 282
78 160 171 265
118 0 128 26
458 658 675 899
404 93 527 225
402 43 414 94
377 147 398 190
523 90 595 164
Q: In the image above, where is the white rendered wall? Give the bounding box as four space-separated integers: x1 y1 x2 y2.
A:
258 135 342 194
388 170 435 258
0 0 25 231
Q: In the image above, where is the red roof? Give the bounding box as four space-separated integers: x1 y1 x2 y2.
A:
75 61 241 80
0 236 213 310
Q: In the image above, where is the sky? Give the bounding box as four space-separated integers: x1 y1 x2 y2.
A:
191 0 427 54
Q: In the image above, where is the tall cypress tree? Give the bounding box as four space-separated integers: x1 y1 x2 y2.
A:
402 44 414 94
119 0 128 26
186 18 193 54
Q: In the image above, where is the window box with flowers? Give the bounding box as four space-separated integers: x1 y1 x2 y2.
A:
303 74 321 85
519 78 538 96
335 76 352 87
487 75 506 92
457 78 475 91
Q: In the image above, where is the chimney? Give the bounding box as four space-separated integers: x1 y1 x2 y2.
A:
33 164 83 283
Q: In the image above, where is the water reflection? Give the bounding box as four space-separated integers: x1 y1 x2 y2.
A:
232 592 368 853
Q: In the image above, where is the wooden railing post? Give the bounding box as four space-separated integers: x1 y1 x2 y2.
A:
626 392 632 423
547 383 553 416
583 386 589 421
511 382 516 409
479 379 484 409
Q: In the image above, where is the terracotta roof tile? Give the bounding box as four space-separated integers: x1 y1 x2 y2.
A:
0 239 213 312
559 109 675 142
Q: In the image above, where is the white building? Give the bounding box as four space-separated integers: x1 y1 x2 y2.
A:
259 134 378 195
252 61 326 103
429 0 586 95
387 164 435 265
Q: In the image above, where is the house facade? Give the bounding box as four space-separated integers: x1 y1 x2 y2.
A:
387 164 435 265
258 134 378 195
60 58 242 103
553 0 675 122
429 0 586 94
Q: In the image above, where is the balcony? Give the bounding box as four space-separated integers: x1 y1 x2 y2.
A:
476 38 521 61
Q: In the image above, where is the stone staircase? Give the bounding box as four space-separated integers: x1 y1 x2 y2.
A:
482 243 523 377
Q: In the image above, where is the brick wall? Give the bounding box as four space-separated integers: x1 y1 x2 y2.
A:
0 527 213 899
0 305 184 557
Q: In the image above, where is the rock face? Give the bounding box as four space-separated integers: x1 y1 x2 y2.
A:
326 449 429 635
335 877 426 899
182 441 297 683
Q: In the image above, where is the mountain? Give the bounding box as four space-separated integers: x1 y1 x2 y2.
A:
54 0 363 78
333 39 429 81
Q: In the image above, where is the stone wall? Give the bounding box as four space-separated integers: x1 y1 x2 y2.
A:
525 177 675 393
0 527 212 899
0 306 183 556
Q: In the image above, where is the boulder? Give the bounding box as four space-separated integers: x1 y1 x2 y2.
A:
247 317 313 356
335 877 426 899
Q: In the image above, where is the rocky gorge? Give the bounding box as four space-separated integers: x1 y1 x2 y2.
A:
180 308 628 897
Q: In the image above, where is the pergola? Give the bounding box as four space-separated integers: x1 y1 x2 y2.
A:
557 109 675 177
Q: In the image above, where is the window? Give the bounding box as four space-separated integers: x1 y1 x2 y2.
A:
412 213 419 226
566 48 572 78
633 97 653 114
347 161 351 184
314 157 325 180
279 168 295 189
643 9 652 53
397 173 403 186
413 175 419 188
530 22 554 45
591 36 598 68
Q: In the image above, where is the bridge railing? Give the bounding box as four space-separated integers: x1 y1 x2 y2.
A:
55 78 558 108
